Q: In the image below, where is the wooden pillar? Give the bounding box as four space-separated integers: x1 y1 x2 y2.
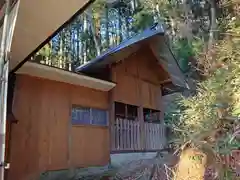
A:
159 85 164 123
109 65 116 152
159 86 166 147
109 91 115 152
138 106 145 150
136 62 145 150
67 108 72 168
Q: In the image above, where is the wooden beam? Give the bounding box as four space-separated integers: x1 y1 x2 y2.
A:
17 62 116 92
110 148 171 154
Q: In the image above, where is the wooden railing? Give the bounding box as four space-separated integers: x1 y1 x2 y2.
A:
111 118 141 151
111 118 165 152
144 122 165 150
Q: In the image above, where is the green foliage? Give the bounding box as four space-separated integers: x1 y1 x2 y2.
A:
37 44 51 57
132 10 154 33
166 20 240 180
33 0 238 74
167 17 240 164
220 168 235 180
171 36 205 73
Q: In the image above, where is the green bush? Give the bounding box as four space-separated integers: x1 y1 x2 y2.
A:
166 18 240 177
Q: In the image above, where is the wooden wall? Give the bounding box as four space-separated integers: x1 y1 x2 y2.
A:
8 75 110 180
112 46 169 110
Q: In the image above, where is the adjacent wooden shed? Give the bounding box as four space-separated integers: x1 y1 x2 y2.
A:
6 63 115 180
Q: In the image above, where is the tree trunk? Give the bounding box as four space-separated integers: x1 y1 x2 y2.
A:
67 27 73 71
76 20 80 65
155 1 160 22
208 0 217 50
86 8 101 56
63 30 67 70
118 8 122 44
170 17 176 39
131 0 136 12
125 15 130 39
83 14 88 63
183 0 192 44
59 31 63 68
105 5 109 50
48 41 53 65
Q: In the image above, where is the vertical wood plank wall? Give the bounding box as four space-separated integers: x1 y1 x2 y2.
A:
112 46 169 110
8 75 110 180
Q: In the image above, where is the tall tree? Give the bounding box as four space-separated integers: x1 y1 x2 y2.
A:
86 8 101 56
33 0 233 75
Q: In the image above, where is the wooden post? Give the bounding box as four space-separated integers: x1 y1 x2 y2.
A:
136 59 145 150
159 86 166 147
67 105 72 168
109 65 115 152
109 96 115 151
124 104 128 150
138 106 145 150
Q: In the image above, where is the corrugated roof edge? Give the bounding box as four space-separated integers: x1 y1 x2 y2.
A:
75 23 165 72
